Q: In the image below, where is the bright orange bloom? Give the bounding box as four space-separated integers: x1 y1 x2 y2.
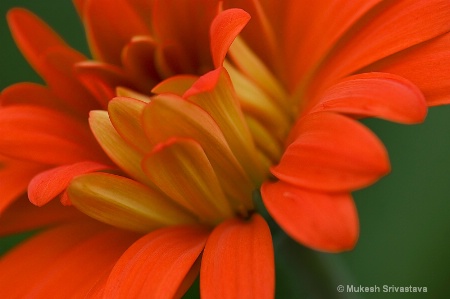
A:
1 0 450 297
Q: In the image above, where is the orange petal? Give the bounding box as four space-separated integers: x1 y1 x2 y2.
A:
0 195 84 236
0 221 138 298
280 0 382 89
68 172 197 232
311 72 427 124
142 138 234 225
152 0 217 74
1 82 62 110
121 36 159 91
142 94 254 211
104 226 209 299
210 8 251 68
367 32 450 106
261 181 359 252
184 67 263 184
201 214 274 299
28 161 111 207
108 97 152 153
6 8 71 77
0 156 44 214
79 0 150 64
277 112 390 192
0 105 100 164
316 0 450 87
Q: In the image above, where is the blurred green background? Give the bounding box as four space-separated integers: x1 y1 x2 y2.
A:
1 1 449 298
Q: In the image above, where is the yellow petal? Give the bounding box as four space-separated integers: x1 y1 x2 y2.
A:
68 173 197 232
108 97 152 153
151 75 198 96
142 94 254 212
89 110 152 186
142 138 235 226
184 67 264 185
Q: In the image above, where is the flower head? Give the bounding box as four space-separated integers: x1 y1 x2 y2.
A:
1 0 450 297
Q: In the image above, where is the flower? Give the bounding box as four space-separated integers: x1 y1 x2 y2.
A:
1 0 450 298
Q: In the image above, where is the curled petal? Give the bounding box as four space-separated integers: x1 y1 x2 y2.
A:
201 214 274 299
312 72 427 124
210 8 251 67
261 181 359 252
28 161 111 207
104 226 209 299
278 112 390 192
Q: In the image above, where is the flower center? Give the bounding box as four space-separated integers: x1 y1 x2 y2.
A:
69 36 295 233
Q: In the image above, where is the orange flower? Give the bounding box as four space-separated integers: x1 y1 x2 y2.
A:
1 0 450 297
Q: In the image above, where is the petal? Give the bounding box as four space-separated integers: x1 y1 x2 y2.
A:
184 67 263 184
142 138 234 224
1 82 62 110
28 161 111 207
261 181 359 252
280 0 382 88
367 32 450 106
0 105 101 165
68 172 197 232
142 94 254 211
316 0 450 87
201 214 274 299
108 97 152 153
89 110 152 185
0 221 138 298
6 8 70 76
0 196 84 236
79 0 150 64
0 156 44 214
152 0 217 74
311 72 427 124
210 8 251 68
104 226 209 299
121 36 159 91
277 112 390 192
151 75 198 96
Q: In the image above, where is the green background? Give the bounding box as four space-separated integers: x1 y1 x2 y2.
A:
1 1 449 298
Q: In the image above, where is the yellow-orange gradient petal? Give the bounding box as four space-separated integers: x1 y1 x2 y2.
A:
68 172 197 232
142 138 234 224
